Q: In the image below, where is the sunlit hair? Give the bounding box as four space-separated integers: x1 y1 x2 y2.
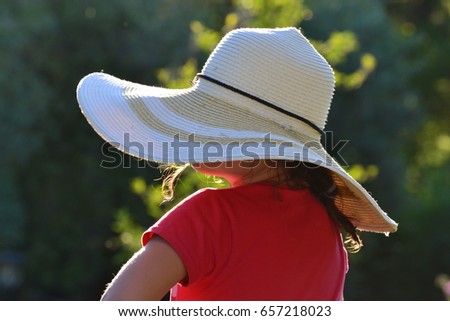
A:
159 163 190 201
160 160 362 252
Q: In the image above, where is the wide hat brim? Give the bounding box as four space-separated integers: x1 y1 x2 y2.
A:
77 72 397 234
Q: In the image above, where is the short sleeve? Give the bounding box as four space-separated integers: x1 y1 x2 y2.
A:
141 189 217 285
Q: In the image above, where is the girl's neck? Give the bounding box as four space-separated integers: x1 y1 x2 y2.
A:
192 160 286 187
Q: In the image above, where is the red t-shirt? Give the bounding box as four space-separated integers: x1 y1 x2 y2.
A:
142 183 348 301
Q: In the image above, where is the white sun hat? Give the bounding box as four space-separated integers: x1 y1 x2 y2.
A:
76 27 397 234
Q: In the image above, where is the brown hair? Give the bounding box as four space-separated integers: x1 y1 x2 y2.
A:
280 161 362 252
160 163 190 201
161 161 362 252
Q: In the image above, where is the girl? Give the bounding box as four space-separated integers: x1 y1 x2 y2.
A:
77 27 397 300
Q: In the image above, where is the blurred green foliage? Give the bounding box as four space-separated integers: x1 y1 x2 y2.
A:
0 0 448 300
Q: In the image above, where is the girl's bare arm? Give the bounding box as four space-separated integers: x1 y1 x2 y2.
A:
101 236 186 300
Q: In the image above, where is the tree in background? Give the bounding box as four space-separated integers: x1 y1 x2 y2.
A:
1 0 230 300
302 0 450 299
379 0 450 300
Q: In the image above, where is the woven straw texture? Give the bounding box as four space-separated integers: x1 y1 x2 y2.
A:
77 27 397 233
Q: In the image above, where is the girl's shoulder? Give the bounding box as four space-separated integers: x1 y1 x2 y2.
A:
181 182 313 209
